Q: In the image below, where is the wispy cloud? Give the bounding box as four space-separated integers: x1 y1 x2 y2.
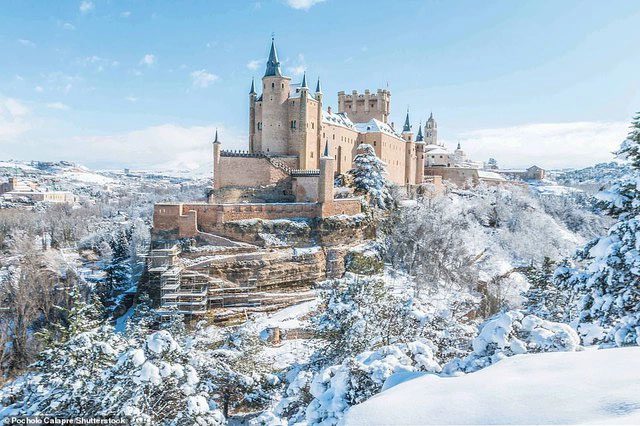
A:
140 54 156 66
120 11 131 18
287 53 306 76
125 96 139 102
457 121 629 169
190 70 219 88
46 102 70 111
0 97 30 139
61 22 76 30
79 1 94 14
18 39 36 48
34 86 44 93
284 0 325 10
246 59 261 70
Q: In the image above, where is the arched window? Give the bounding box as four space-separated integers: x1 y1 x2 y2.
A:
271 82 275 89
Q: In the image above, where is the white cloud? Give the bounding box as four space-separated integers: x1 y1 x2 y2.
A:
288 65 306 76
0 97 30 139
18 39 36 47
34 86 44 93
62 22 76 30
285 0 325 10
190 69 219 88
246 59 261 70
140 54 156 66
79 1 94 14
46 102 70 111
76 124 243 171
125 96 138 102
456 121 629 169
120 11 131 18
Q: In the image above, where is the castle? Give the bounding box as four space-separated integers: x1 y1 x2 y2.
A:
213 37 443 192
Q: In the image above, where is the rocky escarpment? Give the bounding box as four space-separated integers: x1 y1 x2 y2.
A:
218 213 373 247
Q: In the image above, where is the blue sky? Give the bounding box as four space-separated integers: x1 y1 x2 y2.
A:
1 0 639 171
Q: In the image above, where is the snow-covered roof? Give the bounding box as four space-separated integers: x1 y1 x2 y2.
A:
354 118 403 140
423 143 445 150
477 170 507 181
425 147 450 155
289 83 316 100
322 110 356 130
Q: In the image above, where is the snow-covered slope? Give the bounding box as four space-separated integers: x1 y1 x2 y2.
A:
343 347 640 425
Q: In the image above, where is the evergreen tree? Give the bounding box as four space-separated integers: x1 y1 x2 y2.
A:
556 113 640 346
349 143 392 209
102 225 133 306
522 257 569 321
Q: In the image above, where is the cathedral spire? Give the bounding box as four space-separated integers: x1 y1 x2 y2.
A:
457 141 461 150
213 129 220 144
402 108 411 132
301 72 307 88
416 122 424 142
429 111 434 121
264 36 282 77
249 77 256 95
315 77 322 93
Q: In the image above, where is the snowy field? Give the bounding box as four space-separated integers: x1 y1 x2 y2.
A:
344 347 640 425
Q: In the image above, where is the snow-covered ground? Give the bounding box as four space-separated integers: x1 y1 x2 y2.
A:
344 347 640 425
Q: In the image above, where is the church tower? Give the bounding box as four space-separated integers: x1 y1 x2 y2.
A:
260 37 291 154
425 112 438 146
402 109 416 184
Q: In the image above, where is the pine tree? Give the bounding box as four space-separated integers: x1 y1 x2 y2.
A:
349 143 392 209
103 226 133 303
522 257 569 322
556 113 640 346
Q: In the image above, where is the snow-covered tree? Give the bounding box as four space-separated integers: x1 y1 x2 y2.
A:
349 143 392 209
522 257 570 322
192 326 277 419
0 296 124 418
556 113 640 347
98 327 225 425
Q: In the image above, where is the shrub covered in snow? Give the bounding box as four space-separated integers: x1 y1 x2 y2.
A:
293 340 441 425
445 310 580 374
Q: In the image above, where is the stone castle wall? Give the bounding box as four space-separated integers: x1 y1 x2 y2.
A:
153 199 362 240
216 154 298 189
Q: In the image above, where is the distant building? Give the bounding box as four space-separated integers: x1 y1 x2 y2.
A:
496 166 546 181
0 177 78 203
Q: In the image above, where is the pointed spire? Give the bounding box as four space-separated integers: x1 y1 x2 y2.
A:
322 142 329 158
315 77 322 93
301 72 307 89
264 36 282 77
249 77 256 95
457 141 461 150
416 122 424 142
213 129 220 144
428 111 434 121
403 108 411 133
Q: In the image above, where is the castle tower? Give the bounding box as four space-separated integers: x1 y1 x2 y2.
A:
319 142 334 205
297 72 311 169
402 109 416 184
249 78 257 153
212 130 222 189
415 121 425 184
315 77 323 169
401 109 413 142
337 88 391 123
425 112 438 145
261 37 291 154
